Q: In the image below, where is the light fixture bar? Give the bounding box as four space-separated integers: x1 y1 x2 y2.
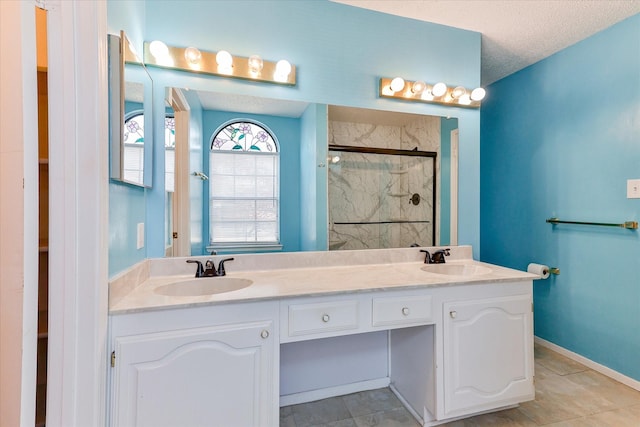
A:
143 42 296 86
379 77 483 108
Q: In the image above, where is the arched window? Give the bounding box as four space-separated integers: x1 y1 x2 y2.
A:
122 111 145 183
209 120 280 249
164 114 175 192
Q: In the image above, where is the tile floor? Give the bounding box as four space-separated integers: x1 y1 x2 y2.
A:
280 344 640 427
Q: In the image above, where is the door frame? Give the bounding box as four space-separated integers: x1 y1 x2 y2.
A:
167 87 191 257
46 1 109 426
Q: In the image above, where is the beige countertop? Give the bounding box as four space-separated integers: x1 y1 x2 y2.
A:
109 247 537 314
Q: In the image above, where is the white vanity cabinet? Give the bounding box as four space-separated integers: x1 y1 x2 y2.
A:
108 302 279 427
108 254 536 427
441 285 534 418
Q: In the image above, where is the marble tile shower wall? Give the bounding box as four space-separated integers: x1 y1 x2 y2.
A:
328 117 441 251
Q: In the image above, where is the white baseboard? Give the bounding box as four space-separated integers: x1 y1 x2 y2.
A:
280 377 390 407
535 336 640 392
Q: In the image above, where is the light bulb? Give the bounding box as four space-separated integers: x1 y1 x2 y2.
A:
411 80 426 94
458 94 471 105
274 59 292 82
184 47 201 65
248 55 264 74
451 86 466 99
470 87 486 101
390 77 405 93
216 50 233 67
149 40 169 60
432 82 447 97
421 90 434 101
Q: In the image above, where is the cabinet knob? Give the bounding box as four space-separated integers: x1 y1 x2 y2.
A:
401 307 410 316
322 314 330 323
450 310 457 319
260 330 269 339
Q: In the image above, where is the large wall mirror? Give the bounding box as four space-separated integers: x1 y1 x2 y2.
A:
108 31 153 187
162 87 458 257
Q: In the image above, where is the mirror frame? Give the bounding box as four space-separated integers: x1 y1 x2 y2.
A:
108 31 153 187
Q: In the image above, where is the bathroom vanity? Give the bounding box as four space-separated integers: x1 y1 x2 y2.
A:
107 247 535 426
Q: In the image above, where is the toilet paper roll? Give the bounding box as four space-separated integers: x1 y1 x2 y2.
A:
527 263 550 279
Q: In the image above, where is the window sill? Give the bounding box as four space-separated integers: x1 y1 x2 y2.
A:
206 243 283 254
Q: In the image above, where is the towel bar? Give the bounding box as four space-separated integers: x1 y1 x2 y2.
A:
546 218 638 230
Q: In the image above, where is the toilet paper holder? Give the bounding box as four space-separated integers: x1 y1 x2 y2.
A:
527 263 560 279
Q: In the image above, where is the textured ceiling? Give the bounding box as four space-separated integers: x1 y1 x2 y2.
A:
332 0 640 85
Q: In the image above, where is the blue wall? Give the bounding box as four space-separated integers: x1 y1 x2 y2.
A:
481 15 640 380
107 0 482 275
108 184 146 276
201 111 302 254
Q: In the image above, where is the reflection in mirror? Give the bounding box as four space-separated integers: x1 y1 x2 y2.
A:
164 106 176 256
159 88 457 257
327 106 458 251
108 31 153 187
122 82 145 183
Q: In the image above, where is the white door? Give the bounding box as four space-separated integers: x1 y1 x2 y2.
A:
442 295 534 416
111 321 275 427
167 88 191 256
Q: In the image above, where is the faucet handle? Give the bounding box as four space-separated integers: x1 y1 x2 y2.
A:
217 257 235 276
420 250 432 264
431 248 451 264
186 260 204 277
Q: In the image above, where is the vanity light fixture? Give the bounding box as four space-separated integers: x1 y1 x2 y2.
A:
380 77 486 108
143 41 296 86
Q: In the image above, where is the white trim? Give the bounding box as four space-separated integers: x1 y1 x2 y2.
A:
535 336 640 392
46 1 109 426
207 243 283 254
449 129 459 246
169 88 191 257
279 377 390 407
0 1 39 425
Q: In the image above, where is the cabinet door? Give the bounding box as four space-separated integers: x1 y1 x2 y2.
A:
443 295 534 416
111 321 275 427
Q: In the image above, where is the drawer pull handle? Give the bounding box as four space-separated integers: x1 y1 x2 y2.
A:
450 311 457 319
322 314 330 323
401 307 410 316
260 330 269 339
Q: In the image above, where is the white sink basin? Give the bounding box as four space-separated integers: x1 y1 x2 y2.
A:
155 277 253 297
421 264 492 277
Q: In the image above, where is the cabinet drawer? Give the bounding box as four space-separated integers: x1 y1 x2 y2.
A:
287 300 360 338
372 295 432 327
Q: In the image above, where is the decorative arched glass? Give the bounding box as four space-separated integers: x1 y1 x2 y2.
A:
209 120 280 249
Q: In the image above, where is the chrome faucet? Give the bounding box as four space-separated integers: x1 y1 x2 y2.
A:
186 258 235 277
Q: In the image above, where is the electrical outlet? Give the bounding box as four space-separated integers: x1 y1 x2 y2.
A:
628 179 640 199
137 223 145 249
